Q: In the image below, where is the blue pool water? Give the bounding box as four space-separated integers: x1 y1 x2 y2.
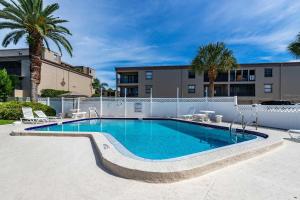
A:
31 119 257 160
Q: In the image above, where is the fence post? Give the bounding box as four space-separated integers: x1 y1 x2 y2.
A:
234 96 238 106
61 97 64 117
176 88 179 118
77 97 80 111
150 88 153 117
100 88 103 117
47 97 50 106
124 88 127 118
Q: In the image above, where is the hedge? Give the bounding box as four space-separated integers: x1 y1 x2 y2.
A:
40 89 69 97
0 101 56 120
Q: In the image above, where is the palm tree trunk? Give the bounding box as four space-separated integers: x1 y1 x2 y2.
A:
29 40 43 102
208 80 214 97
208 68 217 97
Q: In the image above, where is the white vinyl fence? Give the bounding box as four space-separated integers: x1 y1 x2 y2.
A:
25 96 300 130
37 96 237 120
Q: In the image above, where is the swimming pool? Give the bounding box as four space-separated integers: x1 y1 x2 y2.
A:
30 119 258 160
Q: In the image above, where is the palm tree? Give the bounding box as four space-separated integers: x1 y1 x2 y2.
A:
100 82 108 90
0 0 73 101
288 33 300 57
192 42 238 97
92 78 109 95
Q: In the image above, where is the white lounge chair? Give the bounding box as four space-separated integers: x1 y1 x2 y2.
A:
21 107 47 124
288 129 300 140
34 110 62 122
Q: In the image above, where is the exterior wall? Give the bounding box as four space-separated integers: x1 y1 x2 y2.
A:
68 71 93 96
43 49 61 64
181 69 204 98
281 66 300 100
0 48 94 97
38 62 93 97
116 62 300 103
254 66 280 101
139 69 182 98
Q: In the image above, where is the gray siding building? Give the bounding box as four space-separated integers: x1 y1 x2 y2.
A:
116 62 300 103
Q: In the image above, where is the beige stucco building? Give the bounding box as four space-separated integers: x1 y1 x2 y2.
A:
0 48 95 97
116 62 300 103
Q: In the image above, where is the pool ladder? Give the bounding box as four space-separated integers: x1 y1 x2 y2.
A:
229 112 247 135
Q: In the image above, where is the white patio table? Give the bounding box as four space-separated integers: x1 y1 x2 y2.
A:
199 110 216 122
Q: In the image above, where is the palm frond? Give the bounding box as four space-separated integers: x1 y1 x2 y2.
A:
288 33 300 58
0 0 73 56
52 25 72 35
0 21 24 29
42 3 59 16
2 30 25 46
0 11 23 23
48 33 73 56
192 42 237 74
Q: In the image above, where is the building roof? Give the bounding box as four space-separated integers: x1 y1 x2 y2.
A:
115 62 300 71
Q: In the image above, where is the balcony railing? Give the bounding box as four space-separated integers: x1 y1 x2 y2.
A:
119 76 138 84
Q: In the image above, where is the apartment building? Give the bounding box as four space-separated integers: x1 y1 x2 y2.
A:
116 62 300 103
0 48 95 97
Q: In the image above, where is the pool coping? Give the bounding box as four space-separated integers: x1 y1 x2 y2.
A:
10 118 283 183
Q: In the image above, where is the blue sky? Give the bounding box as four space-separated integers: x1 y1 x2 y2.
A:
1 0 300 88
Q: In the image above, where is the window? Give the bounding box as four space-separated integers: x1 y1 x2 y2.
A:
188 85 196 93
249 70 255 81
264 68 273 77
145 85 152 94
242 70 249 81
145 71 153 80
264 84 272 93
134 103 142 113
188 70 195 79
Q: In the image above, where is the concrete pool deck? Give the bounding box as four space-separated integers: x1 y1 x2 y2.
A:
0 122 299 199
10 119 283 183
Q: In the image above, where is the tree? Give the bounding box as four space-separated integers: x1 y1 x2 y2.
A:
0 0 73 101
288 33 300 57
92 78 108 94
192 42 238 97
0 69 13 101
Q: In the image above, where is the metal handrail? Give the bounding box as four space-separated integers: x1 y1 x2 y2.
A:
230 106 246 134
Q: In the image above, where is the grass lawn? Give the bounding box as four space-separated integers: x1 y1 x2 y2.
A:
0 120 15 125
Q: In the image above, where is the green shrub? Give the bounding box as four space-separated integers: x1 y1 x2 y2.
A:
41 89 69 97
92 93 100 97
0 101 56 120
0 69 13 101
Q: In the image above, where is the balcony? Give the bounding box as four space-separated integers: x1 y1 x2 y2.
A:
118 73 138 85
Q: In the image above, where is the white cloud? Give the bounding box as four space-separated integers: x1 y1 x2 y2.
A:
62 35 186 88
204 0 300 53
226 28 298 52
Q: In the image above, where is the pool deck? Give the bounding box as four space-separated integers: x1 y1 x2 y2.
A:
0 122 300 199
